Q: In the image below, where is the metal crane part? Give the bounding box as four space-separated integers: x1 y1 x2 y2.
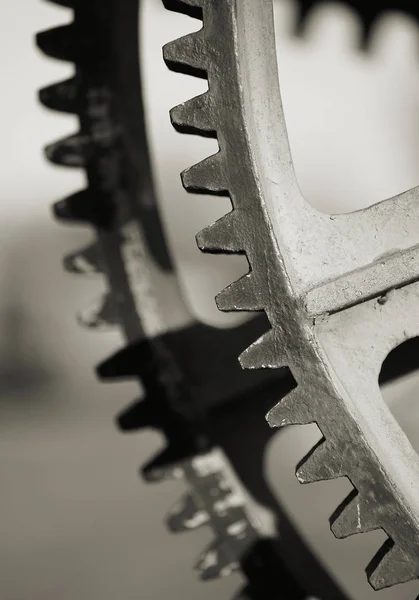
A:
163 0 419 592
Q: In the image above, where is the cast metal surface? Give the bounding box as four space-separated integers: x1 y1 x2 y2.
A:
163 0 419 593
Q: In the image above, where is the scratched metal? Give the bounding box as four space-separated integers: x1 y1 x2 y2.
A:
163 0 419 593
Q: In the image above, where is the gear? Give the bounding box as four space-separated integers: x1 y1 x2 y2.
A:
294 0 419 46
163 0 419 593
36 0 355 597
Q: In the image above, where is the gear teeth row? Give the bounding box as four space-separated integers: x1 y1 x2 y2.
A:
63 243 102 275
163 0 419 591
41 2 303 595
98 343 240 578
162 9 293 588
37 7 215 578
98 344 200 485
164 0 359 566
38 8 118 333
99 337 272 588
39 77 80 114
97 338 260 586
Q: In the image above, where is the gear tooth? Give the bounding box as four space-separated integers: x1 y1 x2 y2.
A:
196 212 241 253
45 133 89 168
170 92 215 137
141 447 187 483
166 493 209 533
181 152 227 195
367 540 418 590
36 25 81 62
96 341 154 380
330 489 375 539
163 31 207 78
239 329 286 370
53 190 89 222
63 244 101 275
117 399 157 432
97 347 134 380
195 541 239 581
266 387 309 427
142 448 175 483
39 78 79 114
77 293 118 330
52 190 114 228
296 439 341 483
216 274 259 312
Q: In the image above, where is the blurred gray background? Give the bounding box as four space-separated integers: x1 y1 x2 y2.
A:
1 1 419 598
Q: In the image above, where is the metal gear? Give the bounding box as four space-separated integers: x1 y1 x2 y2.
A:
163 0 419 593
36 0 362 598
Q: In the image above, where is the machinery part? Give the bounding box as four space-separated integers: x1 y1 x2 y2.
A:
294 0 419 46
37 0 353 597
163 0 419 593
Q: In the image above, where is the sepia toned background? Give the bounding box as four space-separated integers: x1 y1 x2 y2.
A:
1 0 419 598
